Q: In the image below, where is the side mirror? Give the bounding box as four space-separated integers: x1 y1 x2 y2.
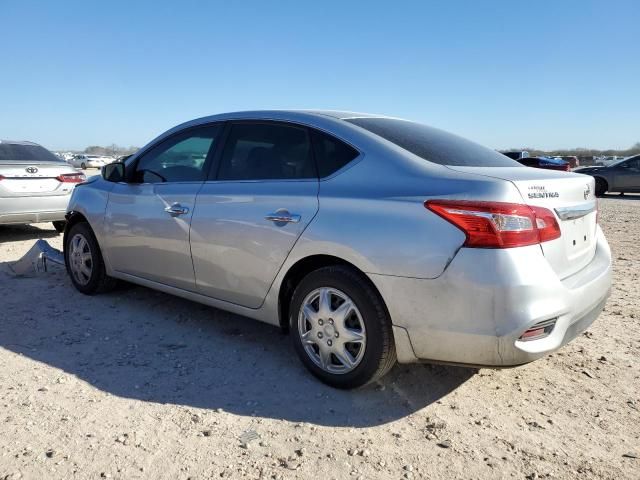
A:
102 162 125 182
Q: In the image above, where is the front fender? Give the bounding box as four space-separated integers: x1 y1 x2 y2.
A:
64 179 114 256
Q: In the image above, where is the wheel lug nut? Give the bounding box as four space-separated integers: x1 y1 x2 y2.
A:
317 332 323 339
335 333 339 338
327 340 333 346
318 319 324 326
328 319 334 325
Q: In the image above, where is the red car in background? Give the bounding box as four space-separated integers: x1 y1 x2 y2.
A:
557 156 580 168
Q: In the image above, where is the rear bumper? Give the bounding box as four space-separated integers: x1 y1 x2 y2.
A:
0 194 71 224
369 226 612 366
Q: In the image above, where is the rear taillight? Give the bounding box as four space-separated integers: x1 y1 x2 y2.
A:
0 175 5 181
425 200 561 248
56 173 86 183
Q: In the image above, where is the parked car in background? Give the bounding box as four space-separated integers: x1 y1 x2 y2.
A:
516 156 570 171
115 154 134 164
63 110 611 388
69 154 110 169
502 150 530 160
555 156 580 168
0 140 85 231
575 155 640 196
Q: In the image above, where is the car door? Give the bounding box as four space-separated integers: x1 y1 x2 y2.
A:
103 124 222 290
613 157 640 191
190 121 319 308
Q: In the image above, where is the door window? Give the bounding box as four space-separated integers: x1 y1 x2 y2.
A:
623 157 640 170
134 125 221 183
217 123 315 180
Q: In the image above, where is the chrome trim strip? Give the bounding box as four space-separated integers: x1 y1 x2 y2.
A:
554 201 597 221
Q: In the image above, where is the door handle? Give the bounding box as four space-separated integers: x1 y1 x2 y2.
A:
265 211 301 223
164 203 190 216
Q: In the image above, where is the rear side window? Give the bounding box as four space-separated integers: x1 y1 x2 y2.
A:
217 123 315 180
311 130 359 178
345 117 519 167
0 143 62 162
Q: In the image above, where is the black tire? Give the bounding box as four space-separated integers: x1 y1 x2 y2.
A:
81 162 87 169
52 221 66 233
64 222 117 295
289 265 396 389
594 177 608 197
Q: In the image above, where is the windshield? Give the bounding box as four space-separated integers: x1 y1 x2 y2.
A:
345 117 519 167
608 156 634 167
0 143 63 162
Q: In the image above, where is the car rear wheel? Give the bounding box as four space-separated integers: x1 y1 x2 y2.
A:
52 221 66 233
289 265 396 389
64 222 117 294
594 177 608 197
81 162 87 169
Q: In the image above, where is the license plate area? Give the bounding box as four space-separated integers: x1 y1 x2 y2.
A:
4 178 61 193
561 214 595 260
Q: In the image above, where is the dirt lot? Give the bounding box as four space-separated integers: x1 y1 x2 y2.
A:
0 195 638 480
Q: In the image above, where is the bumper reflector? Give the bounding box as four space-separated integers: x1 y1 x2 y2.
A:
519 318 557 341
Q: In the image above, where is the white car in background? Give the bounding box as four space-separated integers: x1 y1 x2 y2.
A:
69 155 112 169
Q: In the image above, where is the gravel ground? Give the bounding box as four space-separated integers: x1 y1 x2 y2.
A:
0 195 638 480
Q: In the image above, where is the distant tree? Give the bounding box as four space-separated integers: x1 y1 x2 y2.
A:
83 144 140 157
84 145 105 155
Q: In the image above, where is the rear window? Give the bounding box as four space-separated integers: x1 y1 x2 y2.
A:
0 143 62 162
345 118 519 167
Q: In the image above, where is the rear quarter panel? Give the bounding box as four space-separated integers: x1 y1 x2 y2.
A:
285 150 524 279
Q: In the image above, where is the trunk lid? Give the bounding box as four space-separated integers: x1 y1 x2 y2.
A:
0 161 77 196
448 166 598 279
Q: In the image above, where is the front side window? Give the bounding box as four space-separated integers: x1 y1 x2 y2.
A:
310 129 359 178
621 156 640 170
134 125 221 183
217 123 315 180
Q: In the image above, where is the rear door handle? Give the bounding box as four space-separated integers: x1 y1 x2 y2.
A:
164 203 190 216
265 211 301 223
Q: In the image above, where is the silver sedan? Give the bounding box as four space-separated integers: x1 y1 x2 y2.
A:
63 111 612 388
0 140 86 231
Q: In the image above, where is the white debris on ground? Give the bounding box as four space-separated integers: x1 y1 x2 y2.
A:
0 196 638 479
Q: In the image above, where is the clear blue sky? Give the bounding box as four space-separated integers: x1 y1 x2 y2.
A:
2 0 638 151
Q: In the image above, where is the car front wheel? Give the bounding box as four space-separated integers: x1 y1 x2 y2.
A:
595 177 608 197
64 222 117 294
289 265 396 389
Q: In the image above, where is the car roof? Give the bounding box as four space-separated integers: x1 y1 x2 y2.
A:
0 140 40 146
300 110 388 120
184 109 394 125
